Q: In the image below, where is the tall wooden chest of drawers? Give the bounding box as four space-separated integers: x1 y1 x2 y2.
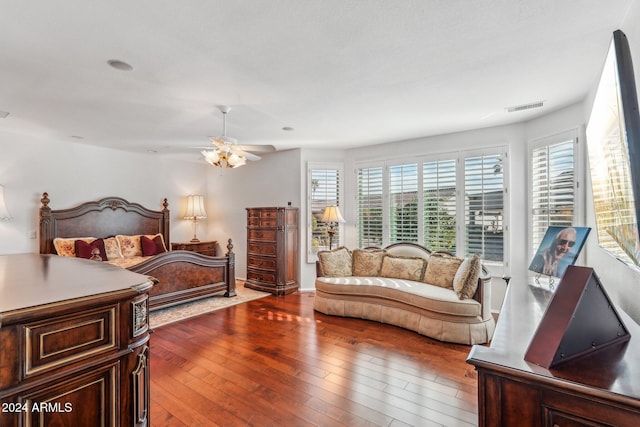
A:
245 207 298 295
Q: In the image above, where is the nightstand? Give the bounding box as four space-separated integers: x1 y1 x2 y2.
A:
171 240 217 256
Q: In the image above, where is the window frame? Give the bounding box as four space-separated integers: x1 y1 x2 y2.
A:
307 162 344 263
527 128 583 263
354 146 509 274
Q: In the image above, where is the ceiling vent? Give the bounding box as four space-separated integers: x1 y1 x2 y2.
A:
506 101 544 113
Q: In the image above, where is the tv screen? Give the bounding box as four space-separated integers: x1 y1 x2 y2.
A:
586 30 640 268
529 226 591 278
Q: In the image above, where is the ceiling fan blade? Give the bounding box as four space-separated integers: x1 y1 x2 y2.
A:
240 151 262 161
234 144 276 153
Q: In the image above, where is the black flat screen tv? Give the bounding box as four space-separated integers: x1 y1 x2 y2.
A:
586 29 640 269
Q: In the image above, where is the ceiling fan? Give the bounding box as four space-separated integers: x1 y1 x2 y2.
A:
200 106 275 168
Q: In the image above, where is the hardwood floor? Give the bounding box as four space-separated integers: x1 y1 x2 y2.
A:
150 292 480 427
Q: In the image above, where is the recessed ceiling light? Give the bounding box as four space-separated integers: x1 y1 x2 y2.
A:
282 126 294 131
107 59 133 71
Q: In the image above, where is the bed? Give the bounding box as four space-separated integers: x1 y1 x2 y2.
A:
39 192 236 311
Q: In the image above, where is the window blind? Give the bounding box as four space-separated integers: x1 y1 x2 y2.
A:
531 140 575 252
423 159 457 252
389 163 419 244
310 167 340 255
357 166 384 247
464 153 504 262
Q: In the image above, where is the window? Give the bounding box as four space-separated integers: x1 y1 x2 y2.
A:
355 147 508 270
529 131 578 255
423 159 457 252
464 152 505 264
308 163 342 261
389 163 419 243
356 166 384 247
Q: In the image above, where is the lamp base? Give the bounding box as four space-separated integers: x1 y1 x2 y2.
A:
190 237 201 243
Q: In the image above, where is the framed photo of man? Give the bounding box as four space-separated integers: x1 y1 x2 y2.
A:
529 226 591 278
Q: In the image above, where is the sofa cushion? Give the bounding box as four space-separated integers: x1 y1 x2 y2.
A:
454 254 482 299
315 277 481 318
380 255 426 281
352 249 386 276
423 253 463 288
318 246 352 277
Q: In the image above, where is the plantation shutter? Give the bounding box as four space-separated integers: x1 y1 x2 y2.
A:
309 167 340 257
389 163 419 244
531 140 576 253
464 153 505 262
423 159 457 252
357 166 384 247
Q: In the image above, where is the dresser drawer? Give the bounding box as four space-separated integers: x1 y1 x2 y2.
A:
248 242 277 257
247 269 276 284
260 209 278 218
248 229 277 241
247 256 277 271
24 305 117 377
171 241 217 256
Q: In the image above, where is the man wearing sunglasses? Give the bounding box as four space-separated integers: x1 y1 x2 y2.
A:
531 227 577 277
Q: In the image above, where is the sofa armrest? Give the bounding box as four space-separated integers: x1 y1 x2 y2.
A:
474 266 492 321
316 260 324 277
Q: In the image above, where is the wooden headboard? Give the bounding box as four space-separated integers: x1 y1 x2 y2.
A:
39 192 170 254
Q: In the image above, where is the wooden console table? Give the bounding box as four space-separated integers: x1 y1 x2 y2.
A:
467 278 640 426
0 254 154 427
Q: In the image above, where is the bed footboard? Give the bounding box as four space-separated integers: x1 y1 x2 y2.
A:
129 239 236 311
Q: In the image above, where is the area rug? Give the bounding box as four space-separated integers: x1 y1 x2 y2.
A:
149 282 270 328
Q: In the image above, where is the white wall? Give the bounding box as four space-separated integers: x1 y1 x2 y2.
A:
0 129 208 254
205 149 302 281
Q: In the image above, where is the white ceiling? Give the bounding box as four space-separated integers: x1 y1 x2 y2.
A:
0 1 634 162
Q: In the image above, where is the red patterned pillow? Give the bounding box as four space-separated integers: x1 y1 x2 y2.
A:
141 235 167 256
75 238 107 261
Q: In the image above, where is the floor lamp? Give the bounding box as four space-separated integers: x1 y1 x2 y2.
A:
321 205 345 250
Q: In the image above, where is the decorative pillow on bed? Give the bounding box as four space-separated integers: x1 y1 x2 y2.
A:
352 248 386 276
423 252 463 288
104 237 123 260
116 234 167 257
380 254 427 281
116 235 143 257
75 238 108 261
453 254 481 300
317 246 352 277
141 235 167 256
53 237 96 257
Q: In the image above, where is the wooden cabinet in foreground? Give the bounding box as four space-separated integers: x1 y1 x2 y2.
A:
467 278 640 426
0 254 154 427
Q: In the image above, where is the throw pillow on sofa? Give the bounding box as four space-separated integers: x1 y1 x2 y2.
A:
453 253 481 299
318 246 352 277
423 252 463 288
352 248 386 276
380 254 427 281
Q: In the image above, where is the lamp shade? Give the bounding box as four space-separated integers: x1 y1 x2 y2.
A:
184 195 207 219
0 185 12 220
321 206 345 223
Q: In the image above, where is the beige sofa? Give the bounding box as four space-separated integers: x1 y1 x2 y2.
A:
313 242 495 345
